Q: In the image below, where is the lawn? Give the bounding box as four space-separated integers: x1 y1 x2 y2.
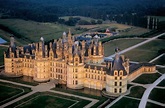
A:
146 102 164 108
52 87 107 108
111 97 140 108
104 38 146 56
132 73 161 84
157 79 165 87
153 54 165 65
127 86 146 98
16 95 76 108
157 68 165 74
0 19 84 43
7 92 91 108
124 39 165 62
149 88 165 103
0 82 31 105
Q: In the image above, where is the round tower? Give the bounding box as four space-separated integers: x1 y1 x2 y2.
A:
106 52 128 96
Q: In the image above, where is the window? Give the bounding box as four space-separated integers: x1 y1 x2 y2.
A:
120 82 122 86
73 80 74 85
115 71 118 76
115 77 117 80
115 82 117 86
75 80 78 85
86 74 87 78
120 77 122 80
119 88 122 93
114 88 117 93
98 76 100 80
75 69 78 72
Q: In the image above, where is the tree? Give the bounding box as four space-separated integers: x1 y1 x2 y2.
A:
97 20 102 24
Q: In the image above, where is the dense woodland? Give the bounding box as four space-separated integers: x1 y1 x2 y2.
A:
0 0 164 28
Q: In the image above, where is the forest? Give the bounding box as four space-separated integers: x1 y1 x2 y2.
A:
0 0 164 28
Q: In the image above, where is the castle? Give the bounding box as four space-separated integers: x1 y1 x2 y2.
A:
4 30 156 96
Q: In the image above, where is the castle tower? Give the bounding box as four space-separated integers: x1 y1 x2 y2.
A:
33 37 50 82
106 51 128 96
67 44 84 89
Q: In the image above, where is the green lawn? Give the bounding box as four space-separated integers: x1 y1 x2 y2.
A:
7 92 91 108
133 73 161 84
149 88 165 103
124 39 165 62
52 87 107 108
0 82 31 105
146 102 164 108
157 68 165 74
111 97 140 108
153 55 165 65
0 19 84 43
158 79 165 87
104 38 146 56
127 86 145 98
17 95 75 108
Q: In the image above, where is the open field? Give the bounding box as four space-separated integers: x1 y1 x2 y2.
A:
153 55 165 65
158 79 165 87
60 16 99 22
157 68 165 74
0 82 31 105
7 92 91 108
52 87 107 108
104 38 146 56
132 73 161 84
149 88 165 103
127 86 146 98
124 39 165 62
111 97 139 108
146 102 164 108
0 19 86 43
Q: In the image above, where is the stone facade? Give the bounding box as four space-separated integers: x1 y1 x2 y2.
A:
4 30 156 96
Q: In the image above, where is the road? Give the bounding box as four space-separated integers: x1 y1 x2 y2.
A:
138 74 165 108
105 32 165 59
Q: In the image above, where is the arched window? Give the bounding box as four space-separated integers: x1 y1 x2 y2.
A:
114 71 118 76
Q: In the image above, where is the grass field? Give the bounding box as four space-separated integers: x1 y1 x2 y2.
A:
0 82 31 105
153 55 165 65
111 97 140 108
132 73 161 84
104 38 146 56
158 80 165 87
52 87 107 108
60 16 99 22
7 92 91 108
124 39 165 62
127 86 146 98
16 95 76 108
157 68 165 74
0 19 85 43
146 102 164 108
149 88 165 103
